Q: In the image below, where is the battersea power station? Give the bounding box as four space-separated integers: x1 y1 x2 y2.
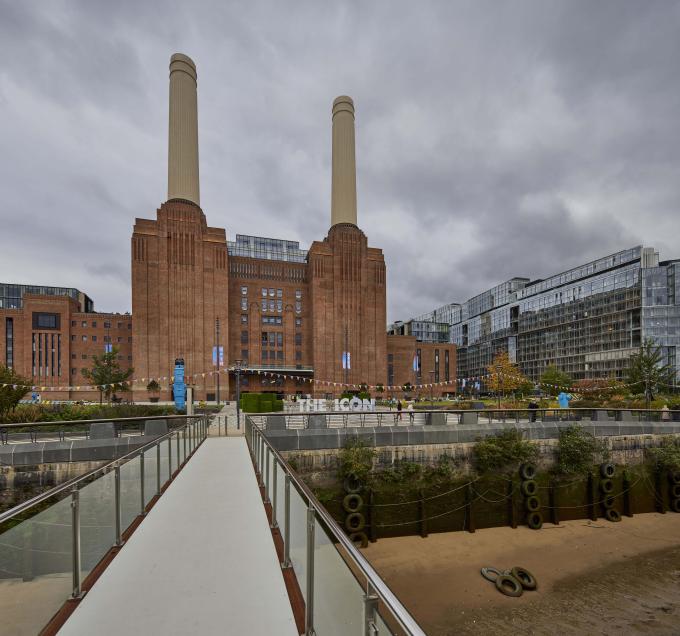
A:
0 53 455 401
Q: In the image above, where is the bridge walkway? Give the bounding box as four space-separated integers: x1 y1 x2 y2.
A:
59 436 297 636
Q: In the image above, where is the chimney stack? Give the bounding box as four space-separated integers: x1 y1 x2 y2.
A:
167 53 200 206
330 96 357 227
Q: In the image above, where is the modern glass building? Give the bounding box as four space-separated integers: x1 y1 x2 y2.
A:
405 246 680 385
0 283 94 312
226 234 308 263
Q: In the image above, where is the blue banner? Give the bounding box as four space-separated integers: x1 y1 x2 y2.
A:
174 358 186 410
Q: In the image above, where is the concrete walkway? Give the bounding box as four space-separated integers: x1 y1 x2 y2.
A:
59 437 297 636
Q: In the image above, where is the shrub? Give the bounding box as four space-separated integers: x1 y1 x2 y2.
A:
556 425 609 475
646 436 680 471
473 429 538 474
338 438 376 482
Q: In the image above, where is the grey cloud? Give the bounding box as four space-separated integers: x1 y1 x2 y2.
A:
0 0 678 324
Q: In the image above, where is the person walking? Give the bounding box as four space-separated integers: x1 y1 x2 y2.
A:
407 401 414 423
397 399 403 421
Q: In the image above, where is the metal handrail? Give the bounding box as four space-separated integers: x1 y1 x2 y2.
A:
0 415 207 525
0 413 200 430
279 407 680 415
247 417 426 636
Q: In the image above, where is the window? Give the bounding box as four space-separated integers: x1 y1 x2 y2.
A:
277 350 283 361
104 336 111 342
128 337 132 343
241 286 248 296
269 288 275 297
82 321 87 328
92 335 97 342
262 350 269 361
276 300 282 313
267 300 274 312
71 335 76 342
241 349 248 361
261 300 267 312
82 335 87 342
445 350 450 381
117 322 123 329
92 321 97 328
434 349 440 382
295 318 302 327
295 350 302 361
127 323 132 330
295 333 302 346
104 321 111 329
82 354 87 359
262 288 267 297
71 320 76 327
277 289 283 298
32 312 60 330
72 354 76 359
261 332 268 345
241 314 248 324
71 368 76 375
295 301 301 313
295 290 302 299
128 356 132 360
241 298 248 311
5 318 13 368
241 330 249 344
277 333 283 347
117 337 122 343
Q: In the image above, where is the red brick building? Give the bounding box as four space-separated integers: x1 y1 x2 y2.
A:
1 54 455 402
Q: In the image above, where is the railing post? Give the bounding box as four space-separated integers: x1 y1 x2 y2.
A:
283 475 291 568
168 435 172 481
183 426 187 461
156 441 161 495
265 448 271 504
363 585 380 636
140 451 146 515
271 459 278 529
71 486 82 598
176 429 180 467
305 504 315 636
114 464 122 546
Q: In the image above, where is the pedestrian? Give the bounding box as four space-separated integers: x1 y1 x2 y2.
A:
397 399 403 421
528 400 538 423
407 401 414 423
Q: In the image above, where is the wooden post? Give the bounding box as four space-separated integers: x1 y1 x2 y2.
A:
419 489 428 538
508 478 517 528
466 482 476 533
587 472 597 521
623 472 634 517
368 489 377 543
550 480 559 525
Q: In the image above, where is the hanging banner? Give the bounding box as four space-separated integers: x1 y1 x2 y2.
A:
173 358 186 410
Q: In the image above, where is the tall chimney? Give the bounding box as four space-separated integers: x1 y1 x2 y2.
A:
167 53 200 206
330 95 357 226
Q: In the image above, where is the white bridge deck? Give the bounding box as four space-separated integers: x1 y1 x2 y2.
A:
59 437 297 636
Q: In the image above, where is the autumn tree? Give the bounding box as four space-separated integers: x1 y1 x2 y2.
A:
486 351 528 397
0 365 29 417
82 346 133 404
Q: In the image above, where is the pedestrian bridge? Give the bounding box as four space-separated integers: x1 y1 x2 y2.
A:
0 415 423 635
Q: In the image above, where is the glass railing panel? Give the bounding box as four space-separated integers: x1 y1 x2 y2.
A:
171 433 179 475
0 492 73 635
375 612 395 634
120 454 141 531
143 448 158 506
79 471 116 581
274 460 285 526
312 519 365 635
159 437 170 485
288 485 309 601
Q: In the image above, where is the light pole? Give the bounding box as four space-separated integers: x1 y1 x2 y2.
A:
215 317 221 406
429 370 435 404
495 364 502 410
234 359 243 430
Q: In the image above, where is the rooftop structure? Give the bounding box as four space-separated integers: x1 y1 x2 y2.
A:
0 283 94 312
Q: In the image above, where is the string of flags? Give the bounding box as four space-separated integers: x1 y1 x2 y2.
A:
1 364 677 393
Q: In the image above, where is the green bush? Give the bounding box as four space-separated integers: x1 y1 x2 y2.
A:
473 429 538 474
338 438 376 482
646 436 680 471
555 425 609 475
0 403 177 424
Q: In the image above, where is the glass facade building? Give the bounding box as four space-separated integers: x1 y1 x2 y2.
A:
0 283 94 312
226 234 308 263
408 246 680 385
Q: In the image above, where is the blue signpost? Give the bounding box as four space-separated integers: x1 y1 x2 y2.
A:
174 358 186 411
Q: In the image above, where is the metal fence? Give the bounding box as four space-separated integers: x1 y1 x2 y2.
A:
247 407 680 430
0 415 209 635
245 417 426 636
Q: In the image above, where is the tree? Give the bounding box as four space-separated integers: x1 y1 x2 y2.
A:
626 339 676 405
486 352 528 397
540 365 573 396
146 380 160 393
82 347 133 404
573 378 625 401
375 383 384 394
0 365 29 418
402 382 413 394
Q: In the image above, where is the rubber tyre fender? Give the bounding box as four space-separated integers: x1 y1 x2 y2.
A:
600 463 615 479
343 493 363 513
345 512 366 532
600 479 614 494
343 473 362 494
668 470 680 485
520 464 537 481
521 480 538 497
670 484 680 499
511 566 538 591
348 532 369 548
670 499 680 513
527 511 543 530
605 508 622 522
495 574 523 597
525 495 540 512
602 495 615 509
480 567 502 582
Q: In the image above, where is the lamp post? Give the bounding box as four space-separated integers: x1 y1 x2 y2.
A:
429 370 435 404
495 364 502 410
215 317 221 406
234 358 243 430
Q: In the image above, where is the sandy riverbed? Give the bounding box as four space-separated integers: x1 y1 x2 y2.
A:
363 513 680 635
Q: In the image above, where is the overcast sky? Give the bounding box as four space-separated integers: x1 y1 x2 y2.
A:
1 1 679 322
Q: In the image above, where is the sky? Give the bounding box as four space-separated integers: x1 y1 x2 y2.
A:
1 1 679 322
